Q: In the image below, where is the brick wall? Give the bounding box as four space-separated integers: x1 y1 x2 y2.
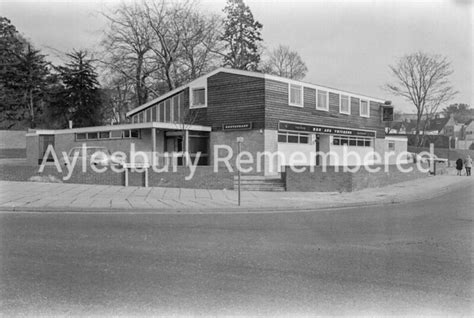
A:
26 129 155 165
0 130 26 148
210 129 265 175
0 148 26 159
284 164 428 192
0 164 234 189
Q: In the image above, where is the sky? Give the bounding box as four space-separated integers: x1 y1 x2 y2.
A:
1 0 473 113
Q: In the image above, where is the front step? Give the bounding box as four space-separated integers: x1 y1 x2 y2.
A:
233 175 286 191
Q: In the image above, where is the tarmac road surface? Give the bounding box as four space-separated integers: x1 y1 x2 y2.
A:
0 183 472 316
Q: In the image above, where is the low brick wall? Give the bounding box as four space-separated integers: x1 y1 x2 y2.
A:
284 164 429 192
0 164 234 189
0 148 26 159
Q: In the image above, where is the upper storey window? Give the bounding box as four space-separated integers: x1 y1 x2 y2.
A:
289 84 303 107
191 87 206 108
360 99 370 117
340 95 350 115
316 90 328 111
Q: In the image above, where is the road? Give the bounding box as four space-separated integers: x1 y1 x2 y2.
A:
0 184 472 316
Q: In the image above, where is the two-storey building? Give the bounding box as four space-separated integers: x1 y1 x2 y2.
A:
26 67 403 175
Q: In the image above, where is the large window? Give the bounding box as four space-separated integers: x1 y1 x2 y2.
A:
146 108 152 122
75 129 140 141
340 95 350 115
317 90 328 111
360 100 369 117
191 88 206 108
289 84 303 107
332 136 372 147
277 132 310 144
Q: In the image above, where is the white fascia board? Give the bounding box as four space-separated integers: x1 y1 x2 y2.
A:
27 122 211 135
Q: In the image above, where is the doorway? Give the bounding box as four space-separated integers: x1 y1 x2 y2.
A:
38 135 55 164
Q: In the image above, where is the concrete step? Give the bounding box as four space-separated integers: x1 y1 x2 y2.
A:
234 180 284 185
236 186 286 192
233 175 282 180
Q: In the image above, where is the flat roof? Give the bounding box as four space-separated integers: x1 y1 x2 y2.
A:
26 122 212 136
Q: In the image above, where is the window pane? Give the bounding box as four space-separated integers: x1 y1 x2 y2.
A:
341 95 350 113
299 136 308 144
173 96 179 122
333 137 340 145
290 84 302 105
349 139 356 146
288 135 298 143
317 90 327 110
193 88 205 106
165 99 171 122
130 130 139 138
278 133 287 142
159 102 165 122
111 130 122 138
138 112 144 123
99 131 110 139
357 139 364 146
87 132 98 139
364 140 371 147
360 100 369 116
123 130 130 138
76 133 86 140
152 106 157 122
340 138 348 145
146 108 152 122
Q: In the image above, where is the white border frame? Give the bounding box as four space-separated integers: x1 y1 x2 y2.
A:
288 83 304 107
190 87 207 109
339 94 351 115
360 99 370 118
316 89 329 111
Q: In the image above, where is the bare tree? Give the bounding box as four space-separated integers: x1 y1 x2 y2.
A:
143 1 221 91
177 12 221 82
100 1 157 108
262 45 308 80
385 52 457 146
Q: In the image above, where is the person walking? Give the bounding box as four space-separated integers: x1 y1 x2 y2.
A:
464 155 472 176
456 158 463 176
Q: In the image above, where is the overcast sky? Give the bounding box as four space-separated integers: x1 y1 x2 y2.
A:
2 0 473 113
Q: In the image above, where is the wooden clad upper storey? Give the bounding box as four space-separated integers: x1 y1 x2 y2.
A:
126 68 386 137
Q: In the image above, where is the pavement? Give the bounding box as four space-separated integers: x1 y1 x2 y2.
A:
1 169 473 213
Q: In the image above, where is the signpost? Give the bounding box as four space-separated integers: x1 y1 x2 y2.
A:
236 137 244 206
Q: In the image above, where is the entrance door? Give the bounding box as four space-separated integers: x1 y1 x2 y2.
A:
38 135 55 164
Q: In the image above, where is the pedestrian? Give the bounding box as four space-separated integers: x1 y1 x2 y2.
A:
464 155 472 176
456 158 463 176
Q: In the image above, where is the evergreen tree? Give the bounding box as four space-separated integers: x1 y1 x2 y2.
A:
221 0 263 71
0 17 50 129
56 50 104 128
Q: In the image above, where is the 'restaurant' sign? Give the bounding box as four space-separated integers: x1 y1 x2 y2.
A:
223 122 252 131
278 121 376 137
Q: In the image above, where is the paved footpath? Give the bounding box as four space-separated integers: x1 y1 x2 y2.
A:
0 174 472 213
